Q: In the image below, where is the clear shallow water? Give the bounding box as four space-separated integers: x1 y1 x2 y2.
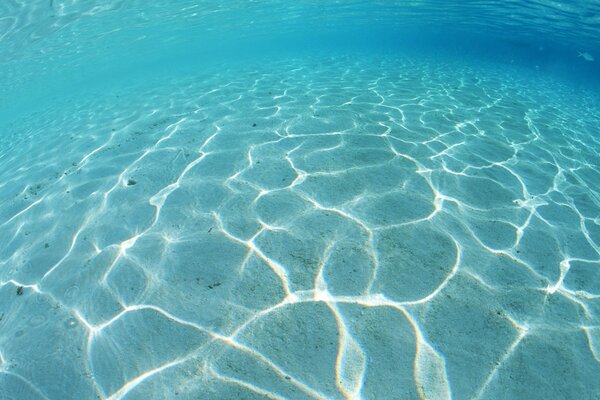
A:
1 2 600 400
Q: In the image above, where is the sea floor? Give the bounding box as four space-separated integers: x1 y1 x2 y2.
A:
0 56 599 399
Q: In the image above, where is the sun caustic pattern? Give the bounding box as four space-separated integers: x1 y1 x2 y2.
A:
1 56 599 399
2 0 600 399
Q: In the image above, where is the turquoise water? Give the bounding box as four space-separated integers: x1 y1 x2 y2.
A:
1 2 600 400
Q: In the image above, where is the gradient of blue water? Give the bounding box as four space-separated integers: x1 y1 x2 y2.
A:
0 2 599 400
1 1 599 123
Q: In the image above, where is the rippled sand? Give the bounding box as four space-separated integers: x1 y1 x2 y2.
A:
0 56 599 399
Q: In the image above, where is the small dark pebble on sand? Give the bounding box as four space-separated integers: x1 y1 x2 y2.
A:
207 282 221 289
127 179 137 186
252 123 257 127
45 243 50 248
285 376 291 380
16 286 24 296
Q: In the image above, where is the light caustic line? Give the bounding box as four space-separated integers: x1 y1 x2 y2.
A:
293 190 381 295
582 326 600 362
208 366 288 400
201 263 457 400
314 242 367 400
3 58 600 400
218 280 461 399
0 370 52 400
106 358 188 400
0 196 45 227
471 326 529 400
42 118 189 281
100 130 211 282
149 150 207 209
70 112 141 174
213 335 330 400
42 218 89 279
86 305 215 399
404 237 462 306
96 304 328 400
0 282 102 398
20 110 157 220
148 121 221 212
211 211 292 295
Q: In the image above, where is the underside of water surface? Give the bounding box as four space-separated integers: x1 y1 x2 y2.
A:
1 2 600 400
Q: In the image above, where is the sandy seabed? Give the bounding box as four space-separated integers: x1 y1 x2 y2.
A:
0 56 599 400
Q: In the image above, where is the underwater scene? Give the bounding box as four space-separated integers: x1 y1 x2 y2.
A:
1 1 600 399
